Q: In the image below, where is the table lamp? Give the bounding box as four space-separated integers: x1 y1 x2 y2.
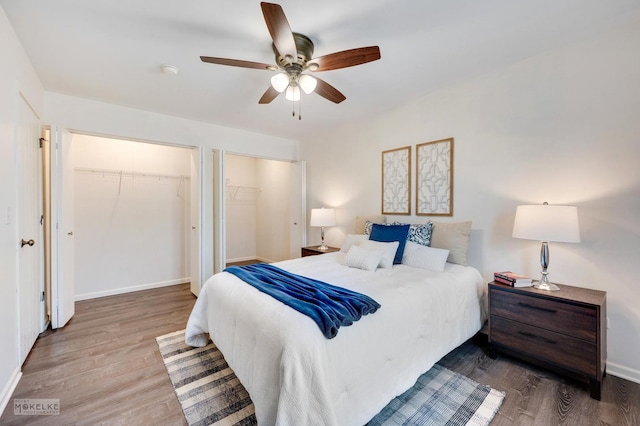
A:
512 202 580 290
310 208 336 251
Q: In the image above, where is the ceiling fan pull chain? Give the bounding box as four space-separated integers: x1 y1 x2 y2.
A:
299 98 302 120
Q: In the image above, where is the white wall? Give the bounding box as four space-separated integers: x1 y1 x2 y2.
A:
0 5 44 412
301 17 640 382
44 93 299 161
72 134 191 299
225 154 258 262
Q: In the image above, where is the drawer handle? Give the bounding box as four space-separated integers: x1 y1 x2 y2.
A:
518 331 557 345
518 302 557 313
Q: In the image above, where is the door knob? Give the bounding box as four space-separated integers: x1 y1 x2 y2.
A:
21 239 35 247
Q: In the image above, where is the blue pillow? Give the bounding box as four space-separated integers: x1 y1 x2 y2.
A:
369 223 410 264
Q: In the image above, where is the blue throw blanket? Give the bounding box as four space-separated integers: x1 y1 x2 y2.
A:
224 264 381 339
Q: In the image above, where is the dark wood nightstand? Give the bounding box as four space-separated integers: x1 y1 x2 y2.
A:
488 281 606 400
301 246 340 257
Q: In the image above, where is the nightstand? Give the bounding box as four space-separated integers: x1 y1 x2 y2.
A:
488 281 606 400
301 246 340 257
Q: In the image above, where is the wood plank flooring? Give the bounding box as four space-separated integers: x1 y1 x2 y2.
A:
439 334 640 425
0 283 196 426
1 283 639 425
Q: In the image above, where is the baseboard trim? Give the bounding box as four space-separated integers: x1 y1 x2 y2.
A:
75 278 190 301
0 367 22 416
226 256 275 265
607 361 640 384
226 256 258 263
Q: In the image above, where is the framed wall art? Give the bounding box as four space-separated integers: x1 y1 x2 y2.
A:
416 138 453 216
381 146 411 215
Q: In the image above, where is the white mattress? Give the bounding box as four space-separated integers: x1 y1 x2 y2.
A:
185 252 486 425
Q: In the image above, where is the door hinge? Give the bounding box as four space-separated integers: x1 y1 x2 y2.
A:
40 214 44 225
40 291 45 302
39 137 46 148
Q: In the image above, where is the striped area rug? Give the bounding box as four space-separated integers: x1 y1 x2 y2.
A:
156 330 504 426
156 330 256 426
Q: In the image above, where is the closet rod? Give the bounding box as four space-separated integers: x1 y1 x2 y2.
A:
74 167 190 181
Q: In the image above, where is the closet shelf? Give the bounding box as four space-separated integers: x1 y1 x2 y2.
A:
226 184 261 201
75 167 190 196
74 167 190 181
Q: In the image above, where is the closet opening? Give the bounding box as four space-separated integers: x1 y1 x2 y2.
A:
224 153 305 267
72 134 195 300
43 132 199 317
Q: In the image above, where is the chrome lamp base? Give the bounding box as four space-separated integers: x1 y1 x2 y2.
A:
533 280 560 291
534 242 560 291
318 226 328 251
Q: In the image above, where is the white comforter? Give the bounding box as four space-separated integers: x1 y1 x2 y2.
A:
185 252 486 426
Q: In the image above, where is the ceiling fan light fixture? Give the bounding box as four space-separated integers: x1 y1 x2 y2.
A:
299 74 317 94
307 62 319 71
270 72 290 92
285 85 301 101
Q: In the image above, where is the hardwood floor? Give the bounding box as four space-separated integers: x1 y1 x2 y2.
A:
0 283 196 426
1 283 638 425
439 335 640 426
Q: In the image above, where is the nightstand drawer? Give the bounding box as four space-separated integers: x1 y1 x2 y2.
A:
491 316 597 377
491 289 597 342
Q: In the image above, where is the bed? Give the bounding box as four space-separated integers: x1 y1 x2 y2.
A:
185 226 486 425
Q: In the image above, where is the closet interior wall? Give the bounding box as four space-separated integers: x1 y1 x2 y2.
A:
72 134 192 300
225 154 293 264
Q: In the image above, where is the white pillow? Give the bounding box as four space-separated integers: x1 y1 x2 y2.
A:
402 241 450 272
340 234 370 253
358 240 399 269
344 245 383 272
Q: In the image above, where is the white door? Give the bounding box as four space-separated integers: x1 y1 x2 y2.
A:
50 127 75 328
16 96 44 364
289 161 306 258
189 147 201 296
211 150 223 274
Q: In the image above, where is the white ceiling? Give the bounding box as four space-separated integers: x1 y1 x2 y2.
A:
3 0 639 141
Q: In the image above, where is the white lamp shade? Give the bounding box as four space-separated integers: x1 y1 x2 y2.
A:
270 73 289 92
299 74 317 94
512 204 580 243
285 85 301 101
310 208 336 227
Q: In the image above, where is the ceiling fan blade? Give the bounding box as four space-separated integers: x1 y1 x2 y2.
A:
314 77 346 104
261 2 297 63
200 56 275 70
259 86 281 104
309 46 381 72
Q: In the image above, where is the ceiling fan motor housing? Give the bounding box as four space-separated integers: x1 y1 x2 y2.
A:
273 33 316 72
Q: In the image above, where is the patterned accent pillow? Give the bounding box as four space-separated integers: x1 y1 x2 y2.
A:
367 221 433 247
364 220 376 235
406 222 433 247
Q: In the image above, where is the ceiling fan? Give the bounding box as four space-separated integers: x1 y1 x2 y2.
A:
200 2 381 110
